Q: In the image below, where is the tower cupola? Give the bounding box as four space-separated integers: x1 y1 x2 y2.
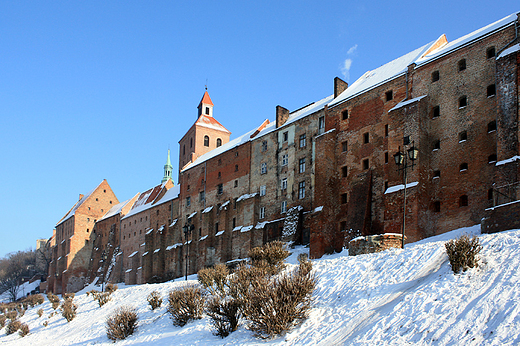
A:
162 149 173 183
197 90 214 117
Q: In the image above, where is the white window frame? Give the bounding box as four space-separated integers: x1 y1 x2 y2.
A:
261 162 267 174
299 157 306 173
282 154 289 166
281 201 287 214
259 206 265 219
281 178 287 190
299 133 306 147
298 181 305 199
260 185 266 196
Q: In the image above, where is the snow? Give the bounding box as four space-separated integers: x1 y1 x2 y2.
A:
255 221 268 229
142 252 148 256
202 206 213 213
485 199 520 211
385 181 419 194
313 206 323 213
496 155 520 166
240 225 253 233
166 243 183 251
315 128 335 139
188 211 197 219
219 201 230 210
170 219 177 227
128 251 138 258
497 43 520 59
146 229 154 235
388 95 427 112
154 249 160 253
233 226 242 232
7 225 520 345
236 193 257 202
199 235 208 241
215 231 224 237
98 198 136 222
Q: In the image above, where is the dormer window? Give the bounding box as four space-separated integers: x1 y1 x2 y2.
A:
205 107 210 115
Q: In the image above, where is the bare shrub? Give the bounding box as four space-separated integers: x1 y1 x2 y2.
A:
0 315 6 327
106 306 138 341
5 311 17 320
445 235 483 273
43 320 48 327
147 291 162 310
206 294 242 338
198 264 229 295
24 294 44 307
249 241 290 275
91 291 111 307
242 258 317 338
167 285 204 327
18 323 29 337
63 293 75 300
5 320 21 335
37 308 44 318
105 283 118 294
47 293 60 310
61 299 77 322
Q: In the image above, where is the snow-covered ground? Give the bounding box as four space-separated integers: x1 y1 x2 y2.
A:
3 225 520 345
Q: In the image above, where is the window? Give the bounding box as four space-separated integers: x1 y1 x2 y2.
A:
341 166 348 177
385 90 393 101
214 222 219 234
281 178 287 190
205 107 210 115
186 196 191 207
342 141 348 152
281 154 289 166
385 124 389 137
261 162 267 174
259 207 265 219
183 145 185 155
487 47 495 59
299 158 306 173
298 181 305 199
233 198 237 209
217 184 223 194
488 188 494 200
299 134 306 147
487 84 496 97
216 138 222 147
262 140 268 152
218 159 222 166
318 116 325 134
432 106 440 118
459 195 468 207
458 59 466 71
283 131 288 142
232 217 236 228
235 164 238 172
341 193 348 204
204 135 209 147
363 132 369 144
433 140 440 151
363 159 369 170
459 96 467 108
488 120 497 132
234 180 238 187
488 154 497 163
460 163 468 171
433 170 440 179
281 201 287 214
385 152 389 164
187 185 191 191
190 138 193 148
260 185 266 196
433 201 441 212
431 70 440 82
235 151 239 157
341 109 349 120
218 172 221 179
459 131 467 142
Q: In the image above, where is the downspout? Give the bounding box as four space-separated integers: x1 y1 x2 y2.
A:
497 14 519 57
204 161 207 208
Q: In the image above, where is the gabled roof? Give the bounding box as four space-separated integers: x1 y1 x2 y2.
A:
195 114 231 133
121 180 174 220
56 180 104 226
199 91 214 106
98 194 139 222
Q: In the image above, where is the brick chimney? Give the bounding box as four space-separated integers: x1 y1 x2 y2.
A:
79 194 84 201
334 77 348 98
276 105 290 128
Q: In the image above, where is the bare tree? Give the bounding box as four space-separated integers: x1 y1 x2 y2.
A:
0 250 36 302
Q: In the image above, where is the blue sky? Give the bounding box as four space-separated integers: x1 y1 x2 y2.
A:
1 1 518 258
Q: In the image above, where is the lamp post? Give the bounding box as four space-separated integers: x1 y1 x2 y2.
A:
183 221 194 280
393 137 419 249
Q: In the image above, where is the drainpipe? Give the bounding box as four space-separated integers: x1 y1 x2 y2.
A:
497 13 519 57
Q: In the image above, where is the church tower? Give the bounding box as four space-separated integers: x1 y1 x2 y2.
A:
178 90 231 176
162 149 173 184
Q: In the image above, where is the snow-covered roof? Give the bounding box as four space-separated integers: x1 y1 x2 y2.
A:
241 225 253 233
498 43 520 59
122 181 176 220
195 114 231 133
385 182 419 194
153 184 180 206
98 196 138 222
215 230 225 237
388 95 427 113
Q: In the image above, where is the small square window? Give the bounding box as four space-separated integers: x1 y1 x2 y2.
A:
217 184 223 194
218 172 221 179
318 116 325 134
431 70 440 82
299 158 306 173
234 180 238 187
341 166 348 177
259 206 266 219
235 164 239 172
459 96 467 108
385 124 389 137
261 141 268 152
281 178 287 190
432 106 440 118
342 141 348 152
459 131 467 142
363 132 369 144
488 120 497 132
433 201 441 212
261 162 267 174
341 109 349 120
385 90 393 101
341 193 348 204
487 84 496 97
458 59 466 71
488 154 497 163
459 195 468 207
487 47 495 59
281 154 289 166
363 159 369 170
433 140 440 151
298 181 306 199
433 170 440 179
385 152 389 164
460 163 468 171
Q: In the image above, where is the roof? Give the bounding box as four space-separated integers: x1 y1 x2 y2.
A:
152 184 180 206
122 181 170 220
97 194 139 222
56 180 103 226
195 114 231 133
199 91 214 106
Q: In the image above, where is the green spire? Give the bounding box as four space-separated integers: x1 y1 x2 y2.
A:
162 149 173 184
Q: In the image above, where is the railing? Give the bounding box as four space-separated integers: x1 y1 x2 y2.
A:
493 181 520 206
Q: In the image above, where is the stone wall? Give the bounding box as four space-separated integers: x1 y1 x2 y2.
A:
349 233 403 256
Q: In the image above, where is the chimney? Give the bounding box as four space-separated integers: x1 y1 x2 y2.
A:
79 194 84 201
276 105 290 128
334 77 348 98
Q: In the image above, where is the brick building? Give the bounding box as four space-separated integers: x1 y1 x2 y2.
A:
47 179 118 293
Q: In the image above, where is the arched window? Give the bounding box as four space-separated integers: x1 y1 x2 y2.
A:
204 135 209 147
216 138 222 147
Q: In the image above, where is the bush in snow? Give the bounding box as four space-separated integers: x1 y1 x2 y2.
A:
106 306 138 341
24 294 44 307
61 297 77 322
37 308 44 318
147 291 162 311
248 241 290 275
242 255 316 338
5 310 17 320
90 291 111 307
47 293 60 310
167 285 205 327
0 315 6 327
18 322 29 337
105 283 118 294
445 235 482 273
63 292 75 300
198 264 229 295
5 319 21 335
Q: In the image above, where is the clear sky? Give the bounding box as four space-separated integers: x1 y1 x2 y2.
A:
1 1 518 258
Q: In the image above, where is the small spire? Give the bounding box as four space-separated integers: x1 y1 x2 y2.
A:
162 149 173 184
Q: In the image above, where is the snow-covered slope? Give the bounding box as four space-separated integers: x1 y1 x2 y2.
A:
4 225 520 345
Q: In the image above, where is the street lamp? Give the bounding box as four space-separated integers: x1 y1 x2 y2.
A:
393 137 418 249
183 222 194 280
